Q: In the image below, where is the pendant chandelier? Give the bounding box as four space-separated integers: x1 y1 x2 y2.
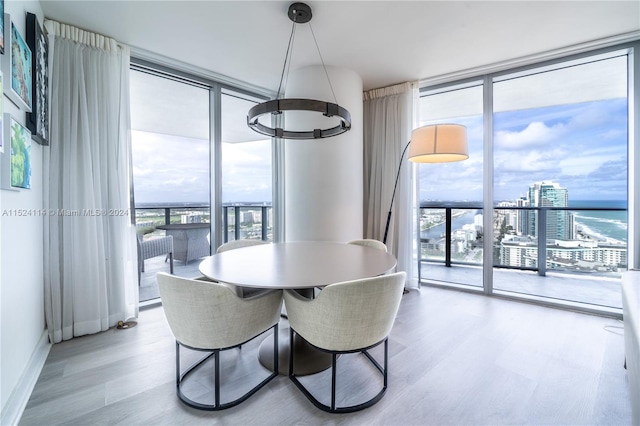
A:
247 2 352 140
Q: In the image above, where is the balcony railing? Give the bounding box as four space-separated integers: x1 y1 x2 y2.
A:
420 204 627 277
134 203 272 242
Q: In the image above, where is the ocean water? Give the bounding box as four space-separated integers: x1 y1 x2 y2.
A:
420 201 628 243
569 200 627 243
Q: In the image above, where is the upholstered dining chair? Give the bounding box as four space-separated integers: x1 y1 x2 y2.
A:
284 271 406 413
347 238 388 252
216 239 269 297
137 234 174 284
157 272 282 411
216 239 269 253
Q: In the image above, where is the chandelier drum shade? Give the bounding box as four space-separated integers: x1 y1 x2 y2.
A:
246 2 352 140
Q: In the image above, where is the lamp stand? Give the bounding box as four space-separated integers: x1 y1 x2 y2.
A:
382 140 411 245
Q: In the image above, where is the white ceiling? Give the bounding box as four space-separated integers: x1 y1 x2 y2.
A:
40 1 640 93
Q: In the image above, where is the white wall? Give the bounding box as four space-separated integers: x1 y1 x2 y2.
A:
284 65 363 241
0 0 46 419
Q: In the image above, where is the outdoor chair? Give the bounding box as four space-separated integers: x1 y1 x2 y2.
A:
137 235 174 284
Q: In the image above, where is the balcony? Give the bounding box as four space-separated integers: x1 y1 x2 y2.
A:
136 202 626 310
136 203 272 302
419 203 627 310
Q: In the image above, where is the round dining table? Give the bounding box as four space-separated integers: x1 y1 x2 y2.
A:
198 241 397 375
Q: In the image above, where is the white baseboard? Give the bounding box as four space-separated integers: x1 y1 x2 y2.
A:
0 330 51 426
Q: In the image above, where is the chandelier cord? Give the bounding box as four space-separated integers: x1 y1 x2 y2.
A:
308 22 338 105
276 21 297 100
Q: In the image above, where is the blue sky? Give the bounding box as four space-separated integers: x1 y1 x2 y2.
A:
419 98 628 203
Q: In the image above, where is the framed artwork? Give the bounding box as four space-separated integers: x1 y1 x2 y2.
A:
0 1 4 55
2 13 32 112
26 12 47 145
1 113 31 190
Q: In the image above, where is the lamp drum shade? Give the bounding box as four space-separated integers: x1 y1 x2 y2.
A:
408 124 468 163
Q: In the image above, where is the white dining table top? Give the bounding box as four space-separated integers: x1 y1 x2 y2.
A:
198 241 397 289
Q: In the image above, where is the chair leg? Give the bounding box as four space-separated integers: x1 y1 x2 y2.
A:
214 349 220 408
274 325 279 374
289 328 295 377
176 341 180 386
176 325 279 411
384 338 388 388
288 333 390 413
169 253 174 274
331 353 337 411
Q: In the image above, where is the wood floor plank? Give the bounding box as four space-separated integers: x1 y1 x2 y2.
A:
20 286 633 425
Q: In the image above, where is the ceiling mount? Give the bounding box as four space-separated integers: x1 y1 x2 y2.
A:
288 2 312 24
247 2 352 140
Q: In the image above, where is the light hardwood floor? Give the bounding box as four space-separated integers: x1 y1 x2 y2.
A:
20 286 632 425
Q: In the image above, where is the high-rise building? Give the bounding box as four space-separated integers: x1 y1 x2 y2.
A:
527 181 570 242
473 213 483 232
516 196 529 236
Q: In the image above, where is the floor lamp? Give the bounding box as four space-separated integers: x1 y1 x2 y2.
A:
382 124 469 246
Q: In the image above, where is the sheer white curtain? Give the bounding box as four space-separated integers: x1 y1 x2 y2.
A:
363 82 419 288
42 20 137 343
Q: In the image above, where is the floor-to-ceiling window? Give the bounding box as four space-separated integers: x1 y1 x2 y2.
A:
417 82 484 288
130 68 211 302
492 53 628 308
129 63 273 302
418 43 635 313
221 91 273 243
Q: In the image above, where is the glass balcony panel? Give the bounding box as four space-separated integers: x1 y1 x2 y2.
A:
493 206 626 308
421 208 446 262
420 207 483 288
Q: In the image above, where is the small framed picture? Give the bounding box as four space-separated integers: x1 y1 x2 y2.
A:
1 113 31 190
2 13 32 112
0 1 5 55
26 12 47 145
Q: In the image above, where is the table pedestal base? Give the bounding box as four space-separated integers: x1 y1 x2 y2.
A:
258 328 333 376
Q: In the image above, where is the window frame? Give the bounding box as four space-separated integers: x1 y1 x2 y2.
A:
129 57 280 253
417 40 639 316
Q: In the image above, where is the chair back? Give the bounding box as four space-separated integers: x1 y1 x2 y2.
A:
347 239 387 252
285 271 405 351
216 239 269 253
140 235 174 261
157 272 282 349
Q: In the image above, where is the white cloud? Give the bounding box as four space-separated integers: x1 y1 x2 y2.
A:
495 121 566 149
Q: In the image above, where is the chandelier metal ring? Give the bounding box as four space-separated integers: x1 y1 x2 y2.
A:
246 2 352 140
247 98 351 139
